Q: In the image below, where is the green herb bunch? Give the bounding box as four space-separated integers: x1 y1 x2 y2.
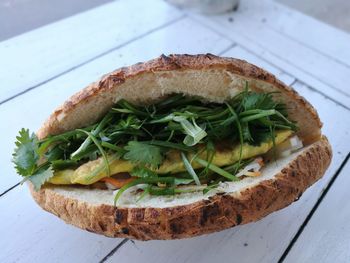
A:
13 86 297 199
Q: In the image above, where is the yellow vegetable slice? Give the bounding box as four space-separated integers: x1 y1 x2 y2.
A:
48 169 75 184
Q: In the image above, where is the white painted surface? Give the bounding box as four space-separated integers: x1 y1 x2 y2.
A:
284 161 350 263
0 17 231 193
0 0 183 102
1 0 350 262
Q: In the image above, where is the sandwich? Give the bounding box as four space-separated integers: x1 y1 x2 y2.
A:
13 54 332 240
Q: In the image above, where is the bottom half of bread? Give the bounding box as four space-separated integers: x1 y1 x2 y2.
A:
30 136 332 240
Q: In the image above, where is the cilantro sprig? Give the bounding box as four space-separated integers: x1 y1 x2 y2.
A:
124 141 163 169
13 129 39 176
13 129 54 190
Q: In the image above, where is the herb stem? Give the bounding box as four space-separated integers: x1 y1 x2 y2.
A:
77 129 111 176
240 109 276 122
181 153 201 185
226 102 244 174
194 158 239 181
71 113 112 159
101 141 125 155
142 140 193 152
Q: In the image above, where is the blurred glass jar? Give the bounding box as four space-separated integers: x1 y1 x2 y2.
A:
166 0 239 14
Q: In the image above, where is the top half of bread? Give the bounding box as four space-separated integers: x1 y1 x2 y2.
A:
37 54 322 144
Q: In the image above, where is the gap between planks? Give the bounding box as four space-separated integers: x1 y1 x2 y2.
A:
298 82 350 111
0 182 20 198
99 239 129 263
218 43 237 56
0 14 186 106
278 152 350 263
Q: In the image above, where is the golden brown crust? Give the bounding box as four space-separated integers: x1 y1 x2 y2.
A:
30 136 332 240
37 54 321 143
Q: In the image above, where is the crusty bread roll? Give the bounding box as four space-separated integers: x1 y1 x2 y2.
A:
31 54 331 240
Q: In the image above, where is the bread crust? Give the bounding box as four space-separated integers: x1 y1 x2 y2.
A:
37 54 321 143
30 136 332 240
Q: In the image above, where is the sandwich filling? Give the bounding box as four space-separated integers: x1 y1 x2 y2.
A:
13 87 301 204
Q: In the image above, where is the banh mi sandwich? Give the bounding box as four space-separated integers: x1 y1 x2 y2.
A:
13 54 332 240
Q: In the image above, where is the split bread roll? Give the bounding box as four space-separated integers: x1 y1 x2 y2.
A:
30 54 332 240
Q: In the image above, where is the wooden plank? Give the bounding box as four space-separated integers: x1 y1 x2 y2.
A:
0 0 183 102
240 0 350 67
188 11 350 106
105 81 350 262
0 185 123 263
284 159 350 263
0 17 232 193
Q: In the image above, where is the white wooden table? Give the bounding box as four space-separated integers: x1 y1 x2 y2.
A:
1 0 350 262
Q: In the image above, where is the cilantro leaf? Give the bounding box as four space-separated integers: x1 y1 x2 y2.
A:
242 92 276 111
13 128 39 176
124 141 163 168
27 167 54 191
